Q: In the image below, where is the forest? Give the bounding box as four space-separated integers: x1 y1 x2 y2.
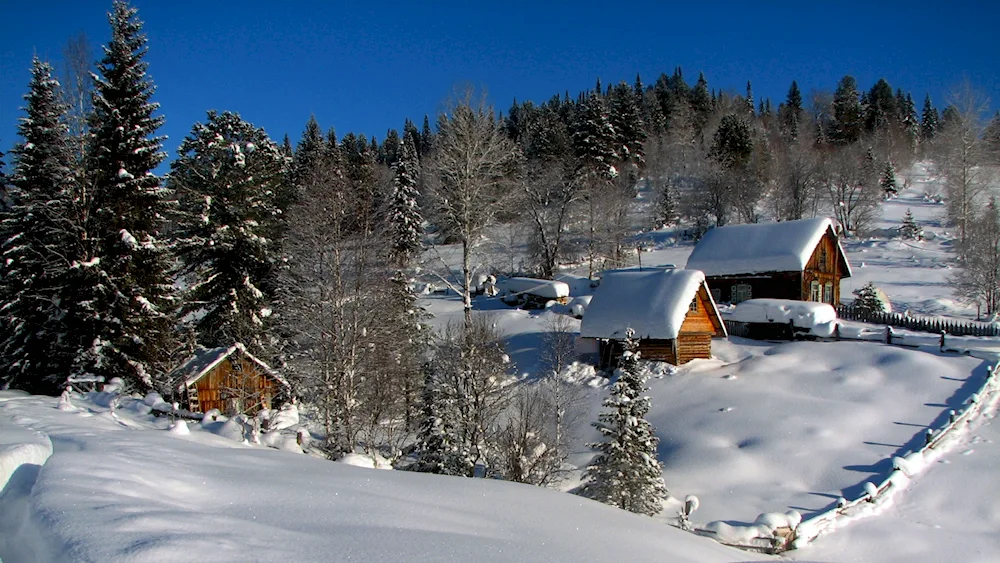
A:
2 1 1000 504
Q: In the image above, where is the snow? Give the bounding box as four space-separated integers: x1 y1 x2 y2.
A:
0 391 759 563
497 277 571 300
580 268 719 340
727 298 839 337
685 217 851 277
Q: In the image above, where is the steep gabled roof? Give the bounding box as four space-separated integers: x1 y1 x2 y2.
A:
580 269 725 340
172 342 288 391
685 217 852 277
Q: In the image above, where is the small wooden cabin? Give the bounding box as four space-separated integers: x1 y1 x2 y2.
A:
685 218 852 305
580 269 727 367
171 343 288 416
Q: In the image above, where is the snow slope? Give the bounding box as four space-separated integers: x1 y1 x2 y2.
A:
0 392 761 563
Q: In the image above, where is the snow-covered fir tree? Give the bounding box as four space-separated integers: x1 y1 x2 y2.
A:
656 181 679 228
898 208 923 240
852 281 890 315
407 362 472 476
0 59 78 393
389 127 424 265
579 329 668 515
572 90 620 180
169 111 287 353
78 1 175 389
880 160 898 198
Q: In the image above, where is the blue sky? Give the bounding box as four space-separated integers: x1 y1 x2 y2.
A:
1 1 998 168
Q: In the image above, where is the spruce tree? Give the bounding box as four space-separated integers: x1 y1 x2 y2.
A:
607 82 646 170
0 58 77 393
170 111 286 353
81 0 175 389
852 282 888 315
782 80 803 141
689 72 712 138
832 75 864 144
880 160 898 198
898 208 923 240
920 94 939 143
389 128 424 265
745 80 755 116
572 92 619 179
406 362 472 476
579 329 668 515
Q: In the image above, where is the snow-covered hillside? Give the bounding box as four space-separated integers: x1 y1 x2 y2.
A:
0 391 760 563
3 162 1000 562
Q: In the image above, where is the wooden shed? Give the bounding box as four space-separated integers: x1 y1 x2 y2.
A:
685 217 852 305
580 268 727 367
171 342 288 416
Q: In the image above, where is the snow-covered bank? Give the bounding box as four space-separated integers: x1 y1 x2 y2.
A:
0 393 762 563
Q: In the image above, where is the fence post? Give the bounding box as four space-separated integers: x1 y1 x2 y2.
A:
940 330 946 352
834 323 841 342
925 429 933 445
886 325 893 345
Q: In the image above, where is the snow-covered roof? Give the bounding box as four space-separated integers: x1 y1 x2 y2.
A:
685 218 852 277
172 342 288 390
580 269 724 340
499 277 571 299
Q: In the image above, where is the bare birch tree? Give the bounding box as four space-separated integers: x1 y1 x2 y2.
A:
426 91 523 323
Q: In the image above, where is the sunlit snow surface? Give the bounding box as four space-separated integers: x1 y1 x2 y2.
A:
0 392 757 563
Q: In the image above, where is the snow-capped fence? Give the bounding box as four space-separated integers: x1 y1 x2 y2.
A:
792 360 1000 549
836 305 999 337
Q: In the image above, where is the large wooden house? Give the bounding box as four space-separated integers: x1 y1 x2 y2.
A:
580 268 727 367
171 342 288 416
685 218 852 305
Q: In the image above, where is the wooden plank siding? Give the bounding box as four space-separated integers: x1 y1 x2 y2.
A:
704 226 849 305
801 229 843 304
191 354 281 416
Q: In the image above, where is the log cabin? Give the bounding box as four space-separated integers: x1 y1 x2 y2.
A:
171 342 288 416
580 268 727 367
684 217 852 305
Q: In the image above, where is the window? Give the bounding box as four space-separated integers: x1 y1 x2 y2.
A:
819 247 828 271
731 283 752 304
810 280 820 301
689 297 698 312
823 282 834 304
711 288 722 303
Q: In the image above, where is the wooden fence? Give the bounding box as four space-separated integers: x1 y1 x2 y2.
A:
836 305 999 337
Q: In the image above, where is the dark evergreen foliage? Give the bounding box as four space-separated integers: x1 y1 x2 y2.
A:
832 75 864 144
169 111 287 353
0 59 78 393
920 94 939 143
389 128 424 265
79 1 175 389
578 329 668 515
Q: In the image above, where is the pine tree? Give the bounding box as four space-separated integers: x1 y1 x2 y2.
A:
832 75 864 144
292 115 325 191
420 114 434 155
745 80 755 116
407 362 472 476
607 82 646 171
81 1 175 389
579 329 668 515
389 127 424 265
898 208 923 240
689 72 712 138
880 160 898 198
852 282 889 315
920 94 939 143
0 58 78 393
782 80 804 141
572 92 619 179
169 111 286 353
656 181 679 228
865 78 897 134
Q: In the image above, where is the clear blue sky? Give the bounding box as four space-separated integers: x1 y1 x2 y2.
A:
2 1 998 169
